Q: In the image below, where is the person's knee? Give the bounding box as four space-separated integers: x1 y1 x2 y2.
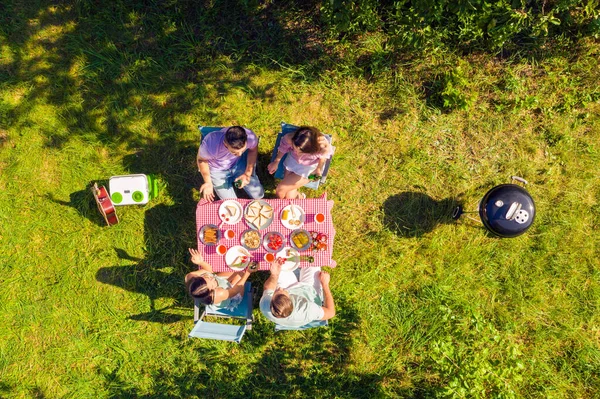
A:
275 186 287 199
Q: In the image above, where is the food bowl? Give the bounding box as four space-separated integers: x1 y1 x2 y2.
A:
263 231 285 253
199 224 221 246
240 229 261 251
290 229 312 251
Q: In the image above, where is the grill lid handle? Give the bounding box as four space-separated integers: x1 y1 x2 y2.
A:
511 176 528 185
506 202 522 220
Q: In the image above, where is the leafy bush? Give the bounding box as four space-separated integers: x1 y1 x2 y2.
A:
426 306 525 398
431 62 478 110
321 0 600 51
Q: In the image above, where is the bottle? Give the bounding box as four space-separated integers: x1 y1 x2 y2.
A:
234 179 242 188
308 174 320 181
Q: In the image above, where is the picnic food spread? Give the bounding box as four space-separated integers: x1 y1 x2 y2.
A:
281 204 304 229
290 229 312 251
219 200 243 224
196 194 336 272
241 229 261 250
264 231 284 253
244 200 274 230
200 224 220 245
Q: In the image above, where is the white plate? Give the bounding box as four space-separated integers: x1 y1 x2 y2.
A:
225 245 252 271
280 204 305 230
244 200 274 230
276 247 300 272
219 200 243 225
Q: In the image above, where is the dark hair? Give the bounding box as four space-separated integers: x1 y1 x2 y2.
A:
188 276 214 305
270 293 293 318
291 126 322 154
224 126 248 150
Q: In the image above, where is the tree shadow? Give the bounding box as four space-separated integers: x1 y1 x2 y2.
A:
382 192 460 238
95 203 195 323
96 293 441 397
1 0 341 157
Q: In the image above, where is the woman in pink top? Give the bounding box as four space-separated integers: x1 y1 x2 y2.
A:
267 126 333 199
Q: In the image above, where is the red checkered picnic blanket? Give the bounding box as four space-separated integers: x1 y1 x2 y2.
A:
196 193 336 272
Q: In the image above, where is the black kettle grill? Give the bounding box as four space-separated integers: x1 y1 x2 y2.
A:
453 176 536 238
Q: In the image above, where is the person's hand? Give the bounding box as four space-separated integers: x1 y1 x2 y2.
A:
313 167 323 178
267 160 280 175
199 182 215 202
247 262 259 273
188 248 204 265
234 172 251 189
270 257 284 275
319 271 331 286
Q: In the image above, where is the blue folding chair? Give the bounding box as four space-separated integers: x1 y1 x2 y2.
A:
275 319 328 332
198 125 261 177
270 122 335 190
189 282 254 343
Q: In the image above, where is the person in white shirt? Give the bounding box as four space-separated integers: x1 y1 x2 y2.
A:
259 258 336 328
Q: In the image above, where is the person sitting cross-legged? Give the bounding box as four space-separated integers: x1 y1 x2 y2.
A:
197 125 264 202
259 258 335 328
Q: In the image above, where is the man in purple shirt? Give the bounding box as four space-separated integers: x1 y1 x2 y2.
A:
197 126 264 201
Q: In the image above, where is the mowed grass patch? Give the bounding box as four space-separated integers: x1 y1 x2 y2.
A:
1 1 600 397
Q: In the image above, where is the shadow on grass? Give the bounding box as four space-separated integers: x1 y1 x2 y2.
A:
91 135 279 323
45 184 109 227
96 293 440 397
1 0 338 152
382 192 460 238
95 203 196 323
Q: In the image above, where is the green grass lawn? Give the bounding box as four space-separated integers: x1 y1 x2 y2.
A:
1 1 599 398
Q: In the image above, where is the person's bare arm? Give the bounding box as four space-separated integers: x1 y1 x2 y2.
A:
235 145 258 188
213 284 245 303
314 138 331 176
188 248 213 273
229 267 256 287
263 258 283 291
197 150 215 201
245 145 258 175
314 157 327 177
268 134 291 174
319 271 336 320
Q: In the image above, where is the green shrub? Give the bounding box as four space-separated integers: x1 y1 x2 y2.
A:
321 0 600 51
426 307 525 398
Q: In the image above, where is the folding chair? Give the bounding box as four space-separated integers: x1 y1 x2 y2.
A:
275 319 328 332
198 125 259 176
189 282 254 343
270 122 335 190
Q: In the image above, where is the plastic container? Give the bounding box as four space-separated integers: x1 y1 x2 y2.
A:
109 174 158 206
